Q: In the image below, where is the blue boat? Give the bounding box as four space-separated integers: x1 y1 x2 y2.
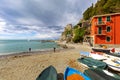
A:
64 67 91 80
36 65 57 80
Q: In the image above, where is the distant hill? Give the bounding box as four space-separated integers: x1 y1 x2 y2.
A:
83 0 120 20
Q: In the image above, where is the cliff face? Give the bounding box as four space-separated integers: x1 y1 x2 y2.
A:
60 21 91 43
60 24 73 43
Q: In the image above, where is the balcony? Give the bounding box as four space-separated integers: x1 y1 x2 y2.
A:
95 21 106 26
95 30 106 36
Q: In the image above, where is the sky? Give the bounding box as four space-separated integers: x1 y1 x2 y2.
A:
0 0 97 40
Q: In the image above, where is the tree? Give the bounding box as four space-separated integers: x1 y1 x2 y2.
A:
103 0 117 13
83 6 93 20
83 0 120 20
72 28 85 43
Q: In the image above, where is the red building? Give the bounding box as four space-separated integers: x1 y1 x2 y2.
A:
90 13 120 47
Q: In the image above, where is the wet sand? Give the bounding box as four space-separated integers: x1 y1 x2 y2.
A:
0 43 91 80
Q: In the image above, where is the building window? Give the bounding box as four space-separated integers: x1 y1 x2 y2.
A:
106 26 111 32
98 27 102 34
98 17 102 24
106 16 111 22
106 36 111 42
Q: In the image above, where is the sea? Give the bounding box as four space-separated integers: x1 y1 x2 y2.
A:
0 40 60 55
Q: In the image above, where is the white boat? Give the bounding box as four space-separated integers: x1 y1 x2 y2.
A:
90 53 107 60
103 59 120 72
80 51 107 60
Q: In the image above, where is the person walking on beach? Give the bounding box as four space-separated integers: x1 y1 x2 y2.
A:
29 48 31 52
53 47 56 52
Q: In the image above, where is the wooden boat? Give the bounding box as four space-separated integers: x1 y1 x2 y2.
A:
103 59 120 72
36 65 57 80
78 57 107 69
92 48 110 54
64 67 90 80
84 68 120 80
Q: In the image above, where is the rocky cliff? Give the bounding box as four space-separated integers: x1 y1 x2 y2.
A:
60 24 73 43
60 20 90 43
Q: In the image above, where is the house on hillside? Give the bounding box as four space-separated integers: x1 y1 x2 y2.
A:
90 13 120 47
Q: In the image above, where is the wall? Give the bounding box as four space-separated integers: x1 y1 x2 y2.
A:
93 15 115 44
115 14 120 44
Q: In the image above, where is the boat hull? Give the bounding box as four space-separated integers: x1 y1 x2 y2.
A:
84 68 120 80
103 59 120 72
106 52 120 57
92 48 110 54
64 67 90 80
36 65 57 80
78 57 107 69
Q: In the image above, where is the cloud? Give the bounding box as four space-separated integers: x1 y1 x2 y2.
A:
34 33 60 40
0 0 97 39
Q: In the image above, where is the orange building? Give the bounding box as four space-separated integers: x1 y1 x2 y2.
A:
90 13 120 47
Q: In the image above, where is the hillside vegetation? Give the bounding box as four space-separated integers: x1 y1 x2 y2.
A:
83 0 120 20
60 22 90 43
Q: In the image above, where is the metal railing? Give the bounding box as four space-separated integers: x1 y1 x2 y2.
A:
95 21 106 26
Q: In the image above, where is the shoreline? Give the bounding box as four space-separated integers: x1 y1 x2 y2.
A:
0 44 74 59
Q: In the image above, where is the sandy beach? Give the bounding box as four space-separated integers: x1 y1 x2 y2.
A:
0 43 91 80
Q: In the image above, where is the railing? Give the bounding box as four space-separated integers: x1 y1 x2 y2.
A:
95 21 106 26
95 30 106 35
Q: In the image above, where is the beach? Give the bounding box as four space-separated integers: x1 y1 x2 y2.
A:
0 43 91 80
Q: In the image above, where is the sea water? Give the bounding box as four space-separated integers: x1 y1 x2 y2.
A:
0 40 59 55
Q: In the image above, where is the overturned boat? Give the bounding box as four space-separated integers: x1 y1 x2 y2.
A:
36 65 57 80
64 67 90 80
78 57 107 69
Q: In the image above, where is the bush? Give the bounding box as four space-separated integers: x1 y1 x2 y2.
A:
72 28 85 43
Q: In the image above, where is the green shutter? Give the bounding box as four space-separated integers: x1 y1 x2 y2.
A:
98 27 102 34
98 17 102 24
107 16 110 21
107 26 111 32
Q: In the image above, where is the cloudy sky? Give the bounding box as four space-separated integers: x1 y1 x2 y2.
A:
0 0 97 40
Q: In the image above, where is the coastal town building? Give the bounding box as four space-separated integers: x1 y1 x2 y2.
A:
90 13 120 47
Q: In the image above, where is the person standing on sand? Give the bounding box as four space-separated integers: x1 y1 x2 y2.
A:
29 48 31 52
53 47 56 52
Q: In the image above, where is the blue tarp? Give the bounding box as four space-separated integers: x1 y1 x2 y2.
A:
80 51 90 57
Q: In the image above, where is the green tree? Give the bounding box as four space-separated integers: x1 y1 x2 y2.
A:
83 6 93 20
64 29 72 37
103 0 117 13
83 0 120 20
72 28 85 43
